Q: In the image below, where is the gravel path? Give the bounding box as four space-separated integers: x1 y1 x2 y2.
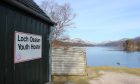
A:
89 71 140 84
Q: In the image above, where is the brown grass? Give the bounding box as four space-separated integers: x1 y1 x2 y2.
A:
52 66 140 84
52 76 89 84
87 66 140 79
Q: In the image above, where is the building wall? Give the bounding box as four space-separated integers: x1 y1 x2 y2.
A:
0 3 51 84
0 3 6 84
52 47 86 75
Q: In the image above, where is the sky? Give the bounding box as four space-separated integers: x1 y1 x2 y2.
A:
34 0 140 43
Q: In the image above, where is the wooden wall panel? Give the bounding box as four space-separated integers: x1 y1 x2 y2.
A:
52 47 86 75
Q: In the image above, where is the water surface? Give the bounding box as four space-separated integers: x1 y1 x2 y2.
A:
86 47 140 68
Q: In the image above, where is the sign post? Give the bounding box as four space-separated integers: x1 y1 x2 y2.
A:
14 31 42 63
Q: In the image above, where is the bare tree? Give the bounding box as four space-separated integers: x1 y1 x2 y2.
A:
41 0 76 40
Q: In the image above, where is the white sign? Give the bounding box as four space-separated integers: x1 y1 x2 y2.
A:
14 31 42 63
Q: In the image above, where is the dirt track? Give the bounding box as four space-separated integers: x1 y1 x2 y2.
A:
89 71 140 84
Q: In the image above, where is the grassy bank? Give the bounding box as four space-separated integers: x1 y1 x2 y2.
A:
52 76 89 84
52 66 140 84
87 66 140 79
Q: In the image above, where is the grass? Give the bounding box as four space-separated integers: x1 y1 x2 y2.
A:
87 72 103 79
52 66 140 84
52 76 89 84
87 66 140 79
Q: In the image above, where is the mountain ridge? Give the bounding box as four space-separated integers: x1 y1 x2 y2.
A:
96 36 140 47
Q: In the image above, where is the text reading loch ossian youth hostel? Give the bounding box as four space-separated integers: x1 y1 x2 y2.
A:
14 31 42 63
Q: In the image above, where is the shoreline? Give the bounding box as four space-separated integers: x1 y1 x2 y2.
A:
87 66 140 78
52 66 140 84
87 66 140 84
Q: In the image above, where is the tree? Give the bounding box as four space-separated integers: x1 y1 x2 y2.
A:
123 39 135 51
136 41 140 50
60 35 70 41
41 0 76 40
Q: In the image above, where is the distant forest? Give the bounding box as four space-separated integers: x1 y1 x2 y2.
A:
123 40 140 51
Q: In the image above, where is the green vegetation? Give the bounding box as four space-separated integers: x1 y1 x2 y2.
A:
123 39 140 51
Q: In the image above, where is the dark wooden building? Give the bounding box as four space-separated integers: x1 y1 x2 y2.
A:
0 0 55 84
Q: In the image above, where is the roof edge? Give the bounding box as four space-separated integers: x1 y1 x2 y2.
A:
2 0 56 26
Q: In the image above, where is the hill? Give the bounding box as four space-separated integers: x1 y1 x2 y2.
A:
97 36 140 47
53 38 95 47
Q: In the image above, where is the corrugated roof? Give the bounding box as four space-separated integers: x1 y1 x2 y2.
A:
17 0 48 18
2 0 55 25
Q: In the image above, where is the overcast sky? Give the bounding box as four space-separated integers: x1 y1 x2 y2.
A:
34 0 140 43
